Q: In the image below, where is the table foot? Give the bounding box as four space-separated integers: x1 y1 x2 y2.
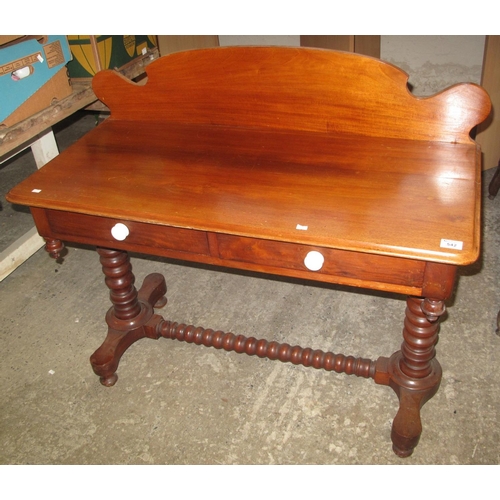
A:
386 351 442 457
90 248 166 386
44 238 65 260
374 297 445 457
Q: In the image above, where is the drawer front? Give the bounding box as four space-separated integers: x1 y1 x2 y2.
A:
43 209 210 256
217 234 425 288
33 209 426 292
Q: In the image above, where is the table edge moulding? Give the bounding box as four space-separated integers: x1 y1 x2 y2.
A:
6 46 492 458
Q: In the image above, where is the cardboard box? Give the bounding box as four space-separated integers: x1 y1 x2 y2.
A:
0 35 72 128
67 35 157 81
0 36 25 46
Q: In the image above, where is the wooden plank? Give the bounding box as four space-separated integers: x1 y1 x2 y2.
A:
300 36 380 57
354 36 381 58
300 35 354 52
476 35 500 170
157 35 219 56
0 130 57 281
0 227 45 281
0 84 96 158
30 129 59 169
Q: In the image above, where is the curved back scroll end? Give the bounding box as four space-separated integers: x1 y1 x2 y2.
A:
92 70 143 115
424 83 492 144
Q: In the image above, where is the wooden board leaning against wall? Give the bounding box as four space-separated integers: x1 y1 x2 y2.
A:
475 35 500 171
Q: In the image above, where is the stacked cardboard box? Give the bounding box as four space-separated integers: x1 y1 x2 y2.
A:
0 36 72 128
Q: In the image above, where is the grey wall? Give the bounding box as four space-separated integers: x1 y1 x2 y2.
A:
380 35 485 96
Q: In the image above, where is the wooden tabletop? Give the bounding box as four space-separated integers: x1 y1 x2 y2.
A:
7 117 482 265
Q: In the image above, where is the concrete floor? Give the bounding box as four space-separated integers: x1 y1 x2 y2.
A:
0 112 499 465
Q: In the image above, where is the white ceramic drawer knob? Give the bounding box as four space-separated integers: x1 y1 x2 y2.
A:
304 250 324 271
111 223 130 241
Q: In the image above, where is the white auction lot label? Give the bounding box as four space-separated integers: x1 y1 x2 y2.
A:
440 239 463 250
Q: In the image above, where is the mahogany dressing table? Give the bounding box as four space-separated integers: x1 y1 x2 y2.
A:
6 47 491 457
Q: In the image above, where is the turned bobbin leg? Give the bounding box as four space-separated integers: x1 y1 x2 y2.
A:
385 297 445 457
90 248 167 386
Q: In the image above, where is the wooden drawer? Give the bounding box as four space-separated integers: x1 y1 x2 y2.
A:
36 209 210 256
216 234 426 289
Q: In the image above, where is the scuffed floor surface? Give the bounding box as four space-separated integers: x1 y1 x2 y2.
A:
1 113 499 465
